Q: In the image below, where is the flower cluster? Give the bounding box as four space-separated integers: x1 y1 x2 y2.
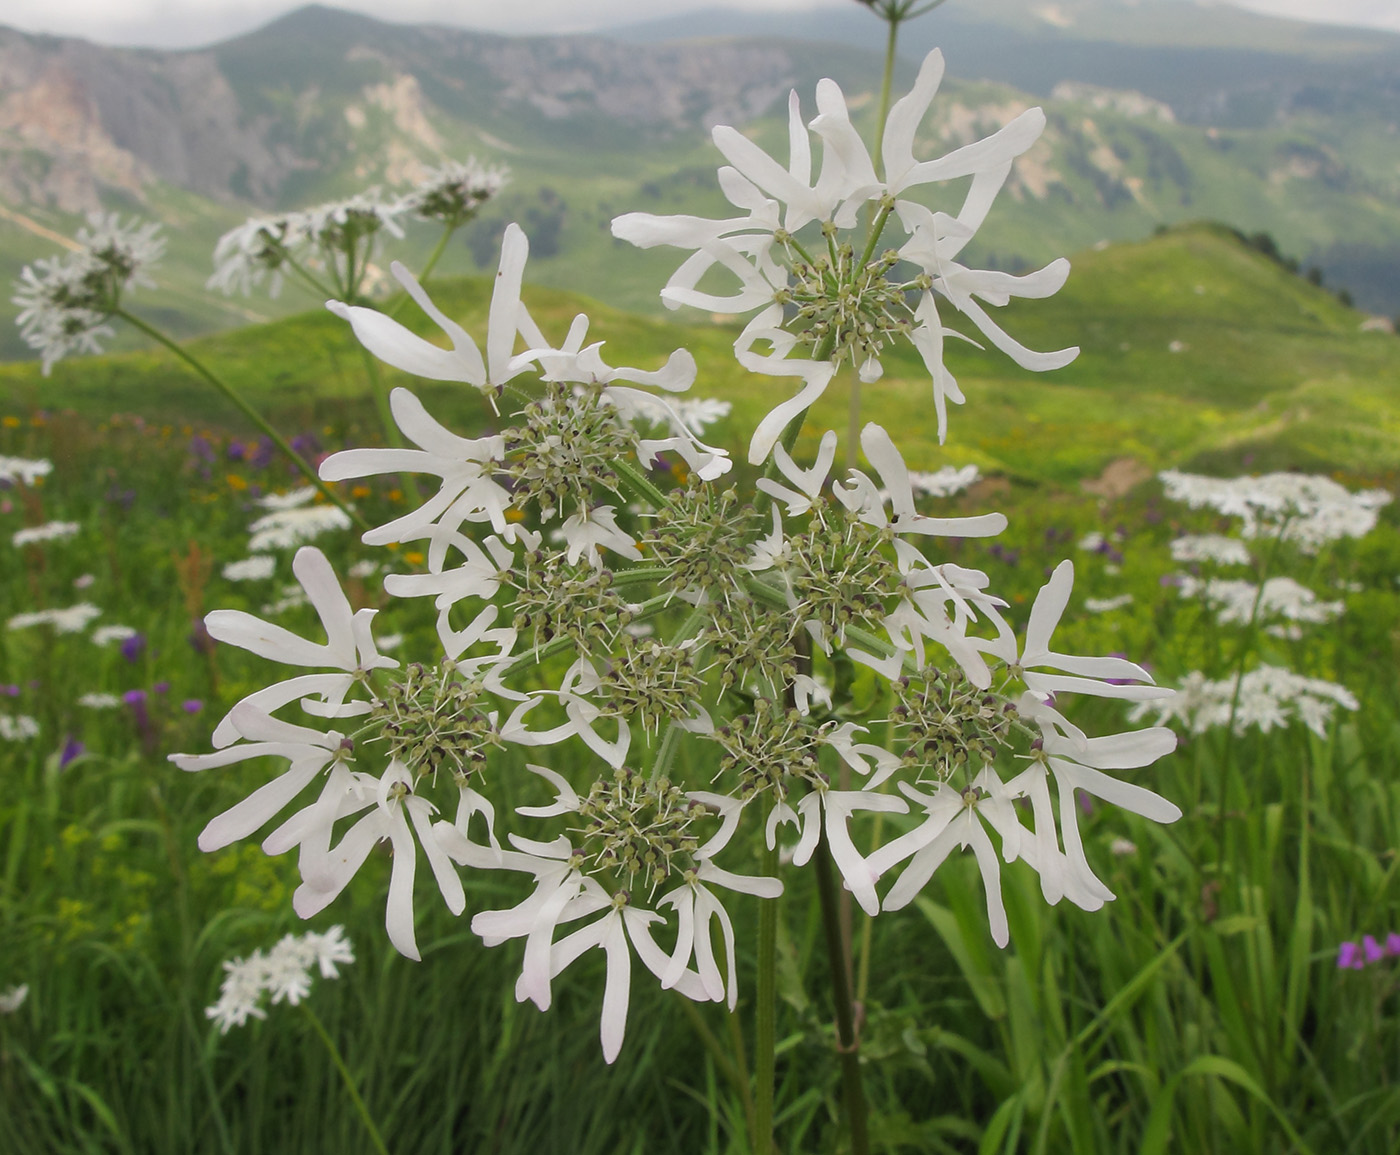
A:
1129 665 1357 739
1159 469 1391 553
175 51 1181 1064
613 49 1077 460
1337 934 1400 970
209 159 506 302
12 212 165 373
206 926 355 1033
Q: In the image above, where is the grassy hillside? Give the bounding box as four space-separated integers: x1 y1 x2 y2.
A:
2 222 1396 486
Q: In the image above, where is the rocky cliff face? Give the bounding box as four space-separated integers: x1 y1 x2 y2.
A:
0 6 823 215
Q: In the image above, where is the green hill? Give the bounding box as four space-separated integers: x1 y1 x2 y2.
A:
2 222 1396 486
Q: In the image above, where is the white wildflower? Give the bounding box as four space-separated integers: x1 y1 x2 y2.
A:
12 521 80 547
1084 594 1134 613
908 464 980 498
1177 575 1342 627
613 48 1076 459
398 157 508 226
1160 469 1392 552
91 625 139 646
0 984 29 1013
1129 665 1358 739
248 503 351 552
223 555 277 582
7 604 101 634
78 692 122 709
205 926 354 1033
0 714 39 741
1170 534 1251 566
0 457 51 486
13 212 165 373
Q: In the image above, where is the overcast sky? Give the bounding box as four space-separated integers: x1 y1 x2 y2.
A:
2 0 1397 48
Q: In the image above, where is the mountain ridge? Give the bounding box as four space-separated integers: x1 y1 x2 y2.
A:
3 0 1400 361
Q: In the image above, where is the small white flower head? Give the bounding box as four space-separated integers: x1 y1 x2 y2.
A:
399 157 508 226
0 714 39 741
909 464 980 498
223 555 277 582
91 624 139 646
12 520 80 547
1169 533 1251 567
7 604 102 634
13 212 165 373
1130 664 1358 739
1159 469 1392 552
78 692 122 709
210 193 403 300
0 457 52 486
1176 575 1343 629
248 502 352 552
0 983 30 1013
1084 594 1134 613
205 927 354 1032
468 765 781 1062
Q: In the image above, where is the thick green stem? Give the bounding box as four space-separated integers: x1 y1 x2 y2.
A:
814 830 872 1154
752 829 781 1155
301 1004 391 1155
114 309 369 534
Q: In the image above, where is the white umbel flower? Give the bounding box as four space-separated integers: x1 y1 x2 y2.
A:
12 521 80 546
613 49 1076 459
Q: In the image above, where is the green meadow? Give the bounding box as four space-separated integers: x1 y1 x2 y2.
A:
1 221 1399 1153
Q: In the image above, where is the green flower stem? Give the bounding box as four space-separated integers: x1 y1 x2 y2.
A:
300 1004 391 1155
113 309 370 534
1214 519 1292 854
613 457 670 511
752 824 781 1155
386 224 458 321
871 11 901 175
813 829 872 1155
277 248 341 301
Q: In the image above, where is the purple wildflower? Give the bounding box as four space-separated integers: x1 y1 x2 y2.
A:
1364 935 1385 964
58 736 84 768
1387 933 1400 957
120 633 146 663
181 699 203 714
1337 941 1364 969
152 681 170 695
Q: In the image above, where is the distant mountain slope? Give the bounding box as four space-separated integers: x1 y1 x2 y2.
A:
3 1 1400 364
3 224 1394 484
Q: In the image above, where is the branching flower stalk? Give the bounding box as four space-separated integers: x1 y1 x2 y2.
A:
166 49 1185 1155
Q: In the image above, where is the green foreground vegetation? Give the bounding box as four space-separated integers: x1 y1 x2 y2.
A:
1 224 1399 1152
